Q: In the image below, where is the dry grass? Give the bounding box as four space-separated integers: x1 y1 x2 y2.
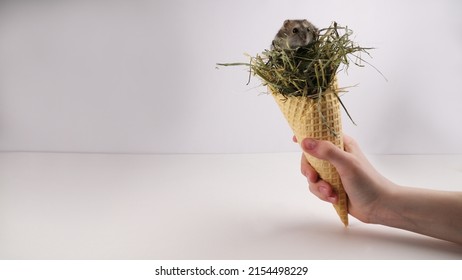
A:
218 22 375 99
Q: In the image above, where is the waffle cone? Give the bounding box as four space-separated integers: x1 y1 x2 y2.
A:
271 84 349 226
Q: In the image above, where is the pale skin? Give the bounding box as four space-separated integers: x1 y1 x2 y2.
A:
295 135 462 245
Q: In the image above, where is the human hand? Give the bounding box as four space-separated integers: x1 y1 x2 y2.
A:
295 135 462 244
295 135 396 223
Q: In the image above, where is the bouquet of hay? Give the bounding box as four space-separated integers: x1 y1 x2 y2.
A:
219 21 374 226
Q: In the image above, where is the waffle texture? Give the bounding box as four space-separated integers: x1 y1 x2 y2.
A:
271 85 349 226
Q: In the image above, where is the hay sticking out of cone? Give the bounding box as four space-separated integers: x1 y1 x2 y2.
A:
218 21 375 226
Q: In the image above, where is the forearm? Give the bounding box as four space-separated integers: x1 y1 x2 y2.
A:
373 185 462 245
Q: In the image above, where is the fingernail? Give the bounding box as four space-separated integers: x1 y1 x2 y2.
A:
327 196 337 204
319 186 329 196
303 138 317 150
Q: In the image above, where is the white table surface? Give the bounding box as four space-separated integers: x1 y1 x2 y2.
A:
0 152 461 259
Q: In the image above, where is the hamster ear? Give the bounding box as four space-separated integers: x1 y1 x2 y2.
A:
313 27 320 39
283 20 291 27
312 24 319 34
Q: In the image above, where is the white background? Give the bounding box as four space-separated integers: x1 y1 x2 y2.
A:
0 0 461 154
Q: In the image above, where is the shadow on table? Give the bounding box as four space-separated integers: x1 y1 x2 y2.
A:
265 219 462 259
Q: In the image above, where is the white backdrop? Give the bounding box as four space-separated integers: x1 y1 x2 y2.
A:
0 0 461 154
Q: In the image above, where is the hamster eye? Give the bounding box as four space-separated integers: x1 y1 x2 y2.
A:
292 28 299 34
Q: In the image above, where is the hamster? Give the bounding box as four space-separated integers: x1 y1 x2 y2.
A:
272 19 318 50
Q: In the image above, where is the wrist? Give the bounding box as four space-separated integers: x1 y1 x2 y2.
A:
366 181 402 226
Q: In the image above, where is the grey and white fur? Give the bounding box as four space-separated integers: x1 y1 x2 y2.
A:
272 19 318 50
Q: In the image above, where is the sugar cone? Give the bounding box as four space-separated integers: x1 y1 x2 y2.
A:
271 84 349 226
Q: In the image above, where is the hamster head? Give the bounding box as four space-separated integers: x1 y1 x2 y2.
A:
273 19 318 49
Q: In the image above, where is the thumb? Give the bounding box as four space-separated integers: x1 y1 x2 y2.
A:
301 138 351 171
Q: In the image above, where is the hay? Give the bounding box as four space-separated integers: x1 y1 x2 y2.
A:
218 22 374 99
